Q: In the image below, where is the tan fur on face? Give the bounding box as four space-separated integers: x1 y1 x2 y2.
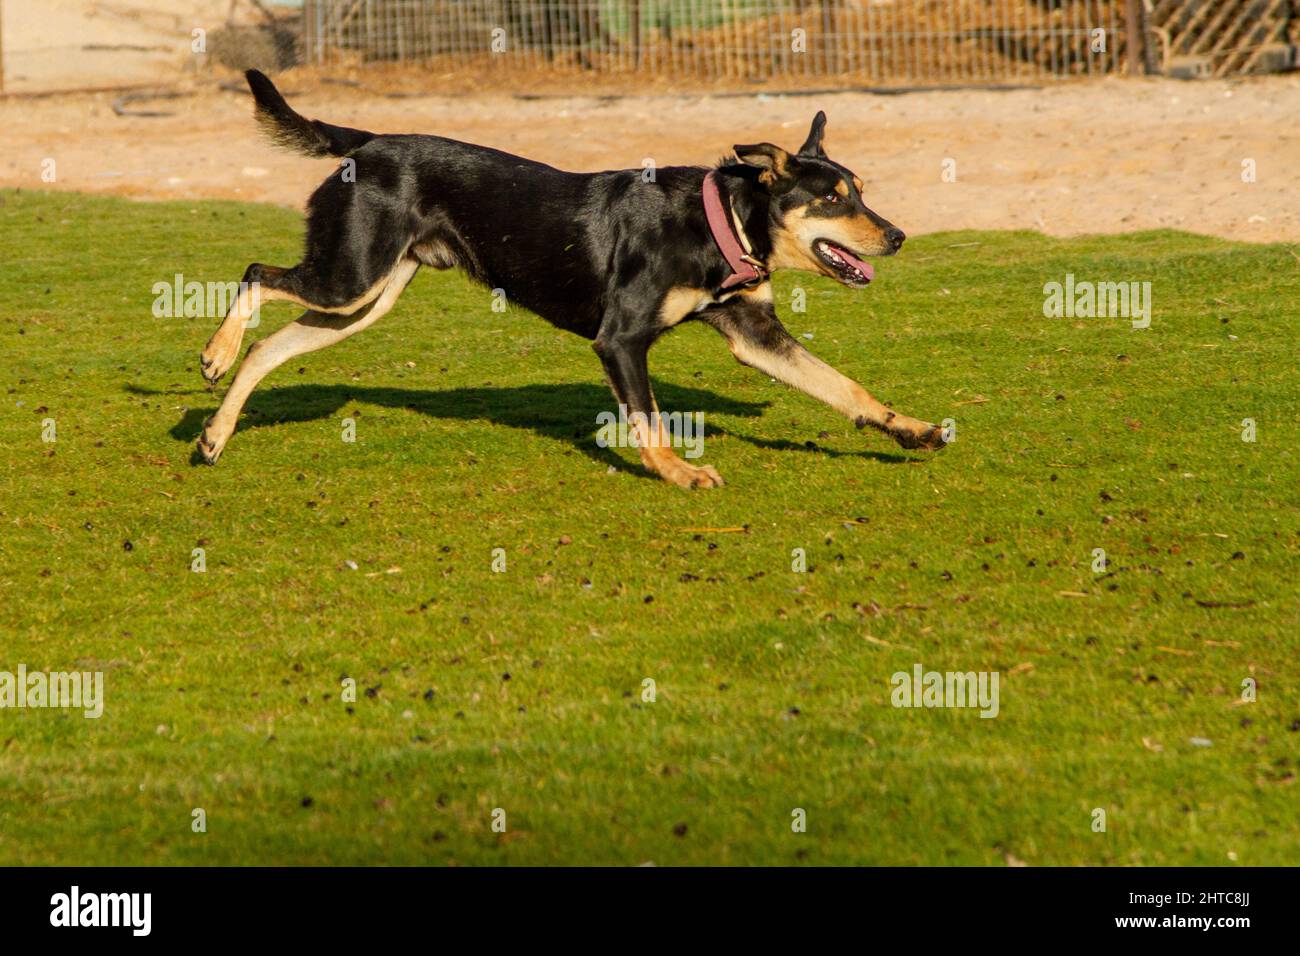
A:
767 206 892 275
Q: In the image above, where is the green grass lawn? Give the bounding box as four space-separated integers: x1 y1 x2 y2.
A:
1 189 1297 865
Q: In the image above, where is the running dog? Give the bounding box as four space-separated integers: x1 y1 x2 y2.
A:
198 70 947 487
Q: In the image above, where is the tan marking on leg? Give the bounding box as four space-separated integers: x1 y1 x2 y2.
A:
271 272 399 316
729 335 871 419
735 282 772 304
711 281 772 307
629 403 724 489
197 259 418 463
200 281 278 385
658 287 711 329
199 267 396 385
727 336 945 451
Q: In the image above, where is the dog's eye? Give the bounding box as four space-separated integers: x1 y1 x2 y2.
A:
824 193 839 203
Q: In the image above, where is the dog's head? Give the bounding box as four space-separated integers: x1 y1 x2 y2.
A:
734 112 903 288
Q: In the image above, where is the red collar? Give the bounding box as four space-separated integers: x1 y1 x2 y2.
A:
703 170 768 291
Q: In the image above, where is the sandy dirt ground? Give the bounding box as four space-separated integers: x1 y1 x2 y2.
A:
3 2 1299 242
7 74 1300 243
2 0 230 93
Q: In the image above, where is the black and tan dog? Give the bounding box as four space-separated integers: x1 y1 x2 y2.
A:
198 70 947 487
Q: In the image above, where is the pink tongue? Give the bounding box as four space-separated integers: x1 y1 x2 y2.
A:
833 245 874 281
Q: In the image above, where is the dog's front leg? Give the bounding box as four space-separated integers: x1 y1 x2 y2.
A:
703 294 946 451
593 316 724 490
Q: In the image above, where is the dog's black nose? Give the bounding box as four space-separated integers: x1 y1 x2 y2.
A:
886 227 906 251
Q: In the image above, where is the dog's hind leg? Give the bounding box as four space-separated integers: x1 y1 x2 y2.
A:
200 257 410 385
703 290 947 452
203 170 417 386
197 258 418 464
200 264 290 385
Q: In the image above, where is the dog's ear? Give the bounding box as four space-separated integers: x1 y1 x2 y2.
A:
798 111 827 157
733 142 793 185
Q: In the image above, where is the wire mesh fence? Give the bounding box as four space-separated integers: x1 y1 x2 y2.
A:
1149 0 1298 77
300 0 1138 86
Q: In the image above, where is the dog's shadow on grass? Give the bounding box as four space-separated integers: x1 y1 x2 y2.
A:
140 380 912 472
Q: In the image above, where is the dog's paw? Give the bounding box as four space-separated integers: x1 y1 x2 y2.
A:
890 418 948 452
659 460 725 489
200 334 239 385
196 419 226 464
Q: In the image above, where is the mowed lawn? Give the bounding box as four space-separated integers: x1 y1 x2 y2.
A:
0 189 1296 866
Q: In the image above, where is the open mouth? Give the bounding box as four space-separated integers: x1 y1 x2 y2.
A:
814 240 875 288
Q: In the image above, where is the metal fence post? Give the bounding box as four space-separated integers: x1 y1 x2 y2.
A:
1126 0 1145 76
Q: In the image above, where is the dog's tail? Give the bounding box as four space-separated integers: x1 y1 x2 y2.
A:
245 69 375 158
